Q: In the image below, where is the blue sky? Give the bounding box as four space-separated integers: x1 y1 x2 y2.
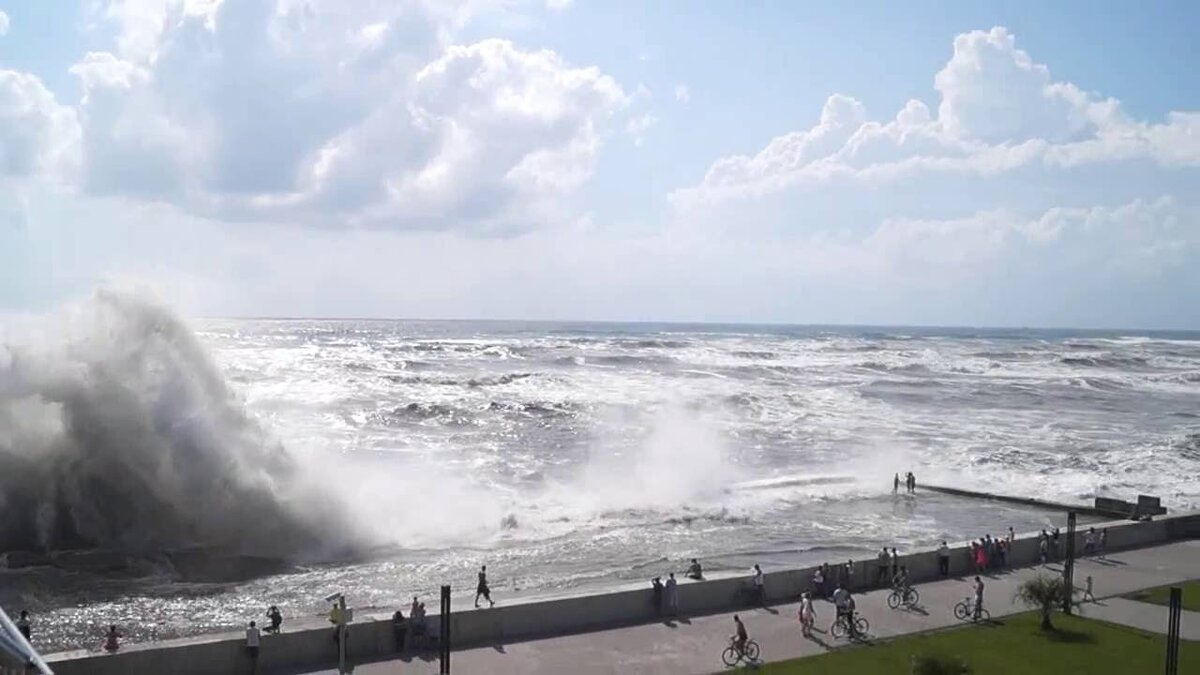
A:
1 1 1198 327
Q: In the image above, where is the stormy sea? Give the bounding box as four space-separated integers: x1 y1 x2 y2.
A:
2 290 1198 651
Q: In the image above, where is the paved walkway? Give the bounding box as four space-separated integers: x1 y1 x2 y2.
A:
301 540 1198 674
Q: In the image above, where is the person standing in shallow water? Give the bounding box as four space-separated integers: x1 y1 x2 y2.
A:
475 565 495 608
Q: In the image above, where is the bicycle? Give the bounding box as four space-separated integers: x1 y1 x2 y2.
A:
830 612 869 640
953 597 990 622
886 586 920 610
720 638 761 666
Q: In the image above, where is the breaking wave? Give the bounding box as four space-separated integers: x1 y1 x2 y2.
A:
0 289 358 559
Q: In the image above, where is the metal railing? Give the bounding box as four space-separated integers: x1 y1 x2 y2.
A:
0 607 53 675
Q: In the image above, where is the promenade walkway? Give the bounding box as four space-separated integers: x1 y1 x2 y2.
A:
300 539 1198 674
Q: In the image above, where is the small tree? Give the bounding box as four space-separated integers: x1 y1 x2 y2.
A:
1015 575 1071 630
911 653 969 675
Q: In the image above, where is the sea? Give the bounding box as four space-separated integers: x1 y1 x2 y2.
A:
2 295 1198 651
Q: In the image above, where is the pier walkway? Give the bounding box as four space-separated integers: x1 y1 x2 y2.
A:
304 539 1198 674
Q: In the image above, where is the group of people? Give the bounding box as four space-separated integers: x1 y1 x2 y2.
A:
970 531 1013 572
650 559 705 616
893 471 917 494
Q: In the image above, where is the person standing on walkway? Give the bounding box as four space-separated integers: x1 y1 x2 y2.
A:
1039 533 1049 564
1007 526 1015 546
893 473 900 493
246 620 261 675
811 566 825 599
972 576 985 620
890 548 899 579
651 577 664 615
937 541 950 577
1052 528 1061 560
391 610 407 653
842 559 855 591
1084 528 1097 556
475 565 495 608
798 592 815 637
876 548 890 585
751 564 766 605
1098 528 1108 558
16 610 31 641
665 573 679 615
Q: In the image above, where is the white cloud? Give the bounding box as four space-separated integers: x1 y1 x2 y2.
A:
674 83 689 104
49 1 634 233
672 27 1200 211
546 0 573 10
0 70 81 180
626 112 657 146
0 9 10 36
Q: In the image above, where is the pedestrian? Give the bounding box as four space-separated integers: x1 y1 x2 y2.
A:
391 610 407 652
1052 528 1061 560
893 473 900 493
411 601 427 649
908 472 917 493
890 548 899 579
1098 528 1108 558
1039 536 1049 564
798 592 815 637
997 538 1007 568
246 620 261 674
752 564 766 605
973 576 985 620
1007 526 1015 545
811 566 825 599
1082 575 1096 603
665 573 679 615
1084 528 1096 556
16 610 31 641
821 563 832 598
651 577 664 615
687 558 704 580
103 625 122 653
475 565 495 608
876 548 890 585
937 541 950 577
265 605 282 634
843 559 855 592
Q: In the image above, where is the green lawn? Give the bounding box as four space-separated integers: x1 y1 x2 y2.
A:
1124 580 1200 612
748 612 1199 674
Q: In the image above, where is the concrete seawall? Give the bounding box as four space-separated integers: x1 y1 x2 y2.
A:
44 511 1200 675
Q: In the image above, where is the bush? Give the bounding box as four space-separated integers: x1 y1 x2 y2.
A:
1014 575 1072 630
911 652 970 675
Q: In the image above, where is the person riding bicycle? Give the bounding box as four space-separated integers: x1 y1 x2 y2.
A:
731 614 749 654
831 584 851 624
892 565 911 599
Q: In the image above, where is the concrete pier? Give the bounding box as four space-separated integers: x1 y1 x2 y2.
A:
917 483 1129 517
42 511 1200 675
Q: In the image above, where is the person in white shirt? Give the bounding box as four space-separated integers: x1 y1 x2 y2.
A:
246 620 261 674
798 592 815 637
937 541 951 577
752 564 765 605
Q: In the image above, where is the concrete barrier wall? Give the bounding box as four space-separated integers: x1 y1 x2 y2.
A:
44 511 1200 675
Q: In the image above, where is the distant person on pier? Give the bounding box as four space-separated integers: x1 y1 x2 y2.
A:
893 473 900 493
103 625 122 652
245 620 261 674
475 565 495 608
651 577 664 615
751 564 766 605
16 610 31 641
687 558 704 580
265 605 283 634
665 573 680 615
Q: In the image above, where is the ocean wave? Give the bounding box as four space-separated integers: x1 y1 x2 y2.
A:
1060 355 1150 369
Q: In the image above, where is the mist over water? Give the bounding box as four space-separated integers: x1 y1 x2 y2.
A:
2 290 1199 651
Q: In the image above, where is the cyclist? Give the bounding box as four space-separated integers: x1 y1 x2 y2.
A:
891 565 911 600
732 614 749 655
844 595 859 637
831 584 850 626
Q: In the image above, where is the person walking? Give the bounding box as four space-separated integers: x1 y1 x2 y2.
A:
1082 575 1096 603
475 565 495 608
798 592 815 637
876 548 890 585
1084 528 1097 556
665 573 679 615
937 541 950 577
1098 528 1108 558
246 620 261 675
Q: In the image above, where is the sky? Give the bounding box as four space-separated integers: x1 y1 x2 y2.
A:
0 0 1198 328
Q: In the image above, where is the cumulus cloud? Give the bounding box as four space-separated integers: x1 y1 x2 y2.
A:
674 84 689 104
673 27 1200 211
59 0 630 232
0 9 10 36
0 70 81 180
